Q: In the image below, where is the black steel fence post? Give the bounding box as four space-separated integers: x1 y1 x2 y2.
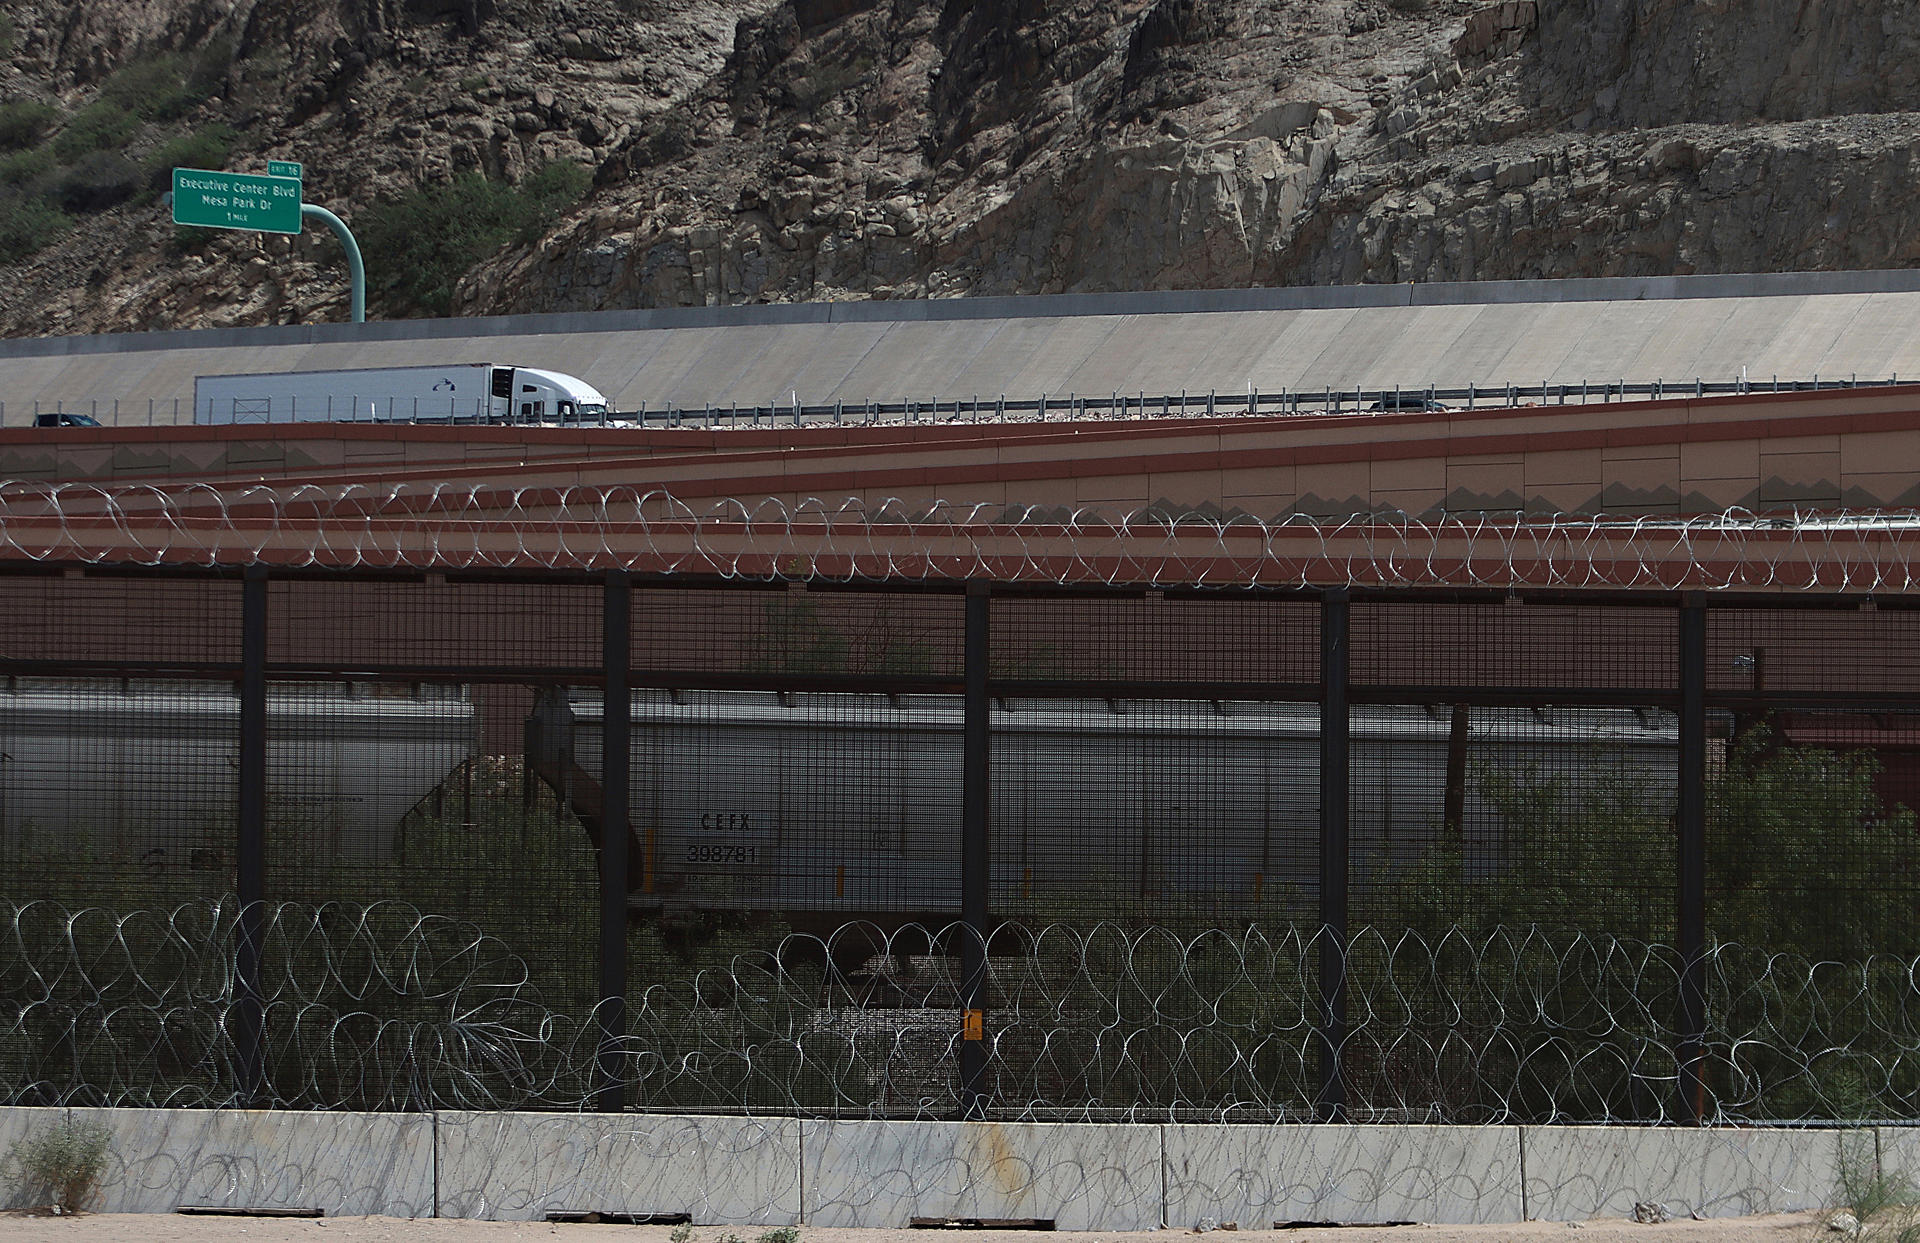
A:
959 582 991 1119
1318 587 1350 1122
598 570 632 1113
1677 595 1708 1124
236 563 268 1105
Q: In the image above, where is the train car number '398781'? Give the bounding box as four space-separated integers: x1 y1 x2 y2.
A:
686 843 760 864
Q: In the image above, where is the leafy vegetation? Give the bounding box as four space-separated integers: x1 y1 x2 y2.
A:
1835 1130 1920 1243
144 123 237 196
0 99 58 150
6 1118 112 1213
0 145 54 187
54 151 142 213
50 101 135 161
0 192 69 263
98 49 226 123
358 162 592 315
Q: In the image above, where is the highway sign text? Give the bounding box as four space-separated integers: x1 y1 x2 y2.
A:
171 168 302 235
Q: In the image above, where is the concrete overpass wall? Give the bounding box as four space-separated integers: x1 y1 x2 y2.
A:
6 271 1920 422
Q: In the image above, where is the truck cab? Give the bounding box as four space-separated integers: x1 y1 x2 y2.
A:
507 368 609 423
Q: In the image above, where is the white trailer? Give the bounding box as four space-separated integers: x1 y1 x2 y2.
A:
192 364 610 425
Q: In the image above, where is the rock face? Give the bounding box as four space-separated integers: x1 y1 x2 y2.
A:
5 0 1920 336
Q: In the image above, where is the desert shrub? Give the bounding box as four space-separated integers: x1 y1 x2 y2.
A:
0 145 55 187
169 224 218 252
145 123 236 191
0 14 14 57
186 36 235 101
0 99 59 150
6 1117 112 1212
98 52 208 122
51 101 135 160
55 151 142 212
0 191 69 262
358 161 591 315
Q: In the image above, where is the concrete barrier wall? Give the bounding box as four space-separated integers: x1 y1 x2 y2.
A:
1165 1123 1525 1226
435 1112 800 1223
801 1120 1164 1230
0 1106 1882 1225
2 1106 433 1217
1522 1125 1842 1221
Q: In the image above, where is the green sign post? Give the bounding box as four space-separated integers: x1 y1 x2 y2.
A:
171 168 302 234
168 162 366 323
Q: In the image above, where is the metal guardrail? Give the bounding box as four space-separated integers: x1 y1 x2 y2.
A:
7 374 1910 429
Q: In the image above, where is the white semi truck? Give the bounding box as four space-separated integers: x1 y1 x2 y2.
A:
192 364 611 425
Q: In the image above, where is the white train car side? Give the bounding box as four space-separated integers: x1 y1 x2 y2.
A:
0 680 479 866
541 689 1678 914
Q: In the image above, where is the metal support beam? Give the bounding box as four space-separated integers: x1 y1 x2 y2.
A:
299 204 366 324
1677 596 1709 1124
1317 588 1350 1122
236 563 268 1105
959 582 991 1120
597 570 631 1113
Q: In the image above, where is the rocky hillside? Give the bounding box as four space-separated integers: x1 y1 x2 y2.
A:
2 0 1920 336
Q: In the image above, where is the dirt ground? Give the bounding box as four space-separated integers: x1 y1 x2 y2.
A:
0 1214 1829 1243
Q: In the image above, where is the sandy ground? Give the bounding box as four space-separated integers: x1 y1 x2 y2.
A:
0 1215 1829 1243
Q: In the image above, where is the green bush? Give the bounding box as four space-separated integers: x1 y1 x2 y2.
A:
187 37 235 102
145 123 236 193
0 14 14 58
55 151 142 212
0 99 59 150
98 52 212 122
0 191 70 262
51 101 136 160
0 145 55 187
6 1118 112 1213
358 161 591 315
169 224 218 252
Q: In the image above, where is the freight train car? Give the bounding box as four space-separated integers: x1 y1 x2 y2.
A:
534 689 1678 915
0 679 479 865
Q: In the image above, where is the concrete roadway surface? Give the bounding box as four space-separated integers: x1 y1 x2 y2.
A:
5 270 1920 428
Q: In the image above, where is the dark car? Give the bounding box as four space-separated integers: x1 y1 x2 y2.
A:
1367 395 1450 413
34 412 102 427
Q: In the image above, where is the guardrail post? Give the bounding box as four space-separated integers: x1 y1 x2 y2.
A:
960 582 992 1120
598 569 632 1113
1318 587 1350 1122
1677 594 1708 1124
236 563 268 1105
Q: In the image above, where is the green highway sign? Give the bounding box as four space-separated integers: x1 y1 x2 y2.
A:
171 168 302 234
267 160 302 179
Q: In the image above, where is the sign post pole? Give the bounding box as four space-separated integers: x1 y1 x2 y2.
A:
170 164 366 323
299 204 365 324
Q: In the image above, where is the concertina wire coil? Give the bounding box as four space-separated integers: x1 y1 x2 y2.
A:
0 480 1915 589
6 900 1918 1124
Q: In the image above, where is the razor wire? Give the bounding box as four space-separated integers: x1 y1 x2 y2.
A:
6 900 1918 1124
1 481 1919 590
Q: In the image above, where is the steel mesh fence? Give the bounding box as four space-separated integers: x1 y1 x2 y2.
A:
9 905 1920 1122
0 565 1917 1123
